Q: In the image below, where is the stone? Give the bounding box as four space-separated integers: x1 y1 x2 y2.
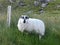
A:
34 1 39 6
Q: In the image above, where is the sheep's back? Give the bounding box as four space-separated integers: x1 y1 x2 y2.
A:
27 18 45 35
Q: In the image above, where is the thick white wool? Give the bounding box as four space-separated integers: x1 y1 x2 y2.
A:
17 18 45 39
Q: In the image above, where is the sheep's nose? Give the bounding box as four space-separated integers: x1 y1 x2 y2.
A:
23 19 26 23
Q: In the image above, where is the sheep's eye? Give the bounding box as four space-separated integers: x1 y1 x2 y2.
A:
25 17 29 19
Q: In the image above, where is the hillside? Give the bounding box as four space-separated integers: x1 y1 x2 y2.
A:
0 0 60 45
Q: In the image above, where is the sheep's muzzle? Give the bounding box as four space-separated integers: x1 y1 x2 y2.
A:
23 19 26 23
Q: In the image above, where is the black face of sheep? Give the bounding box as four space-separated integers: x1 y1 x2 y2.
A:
21 15 29 23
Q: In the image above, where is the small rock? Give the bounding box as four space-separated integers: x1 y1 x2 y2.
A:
41 3 48 8
39 8 44 13
34 1 39 6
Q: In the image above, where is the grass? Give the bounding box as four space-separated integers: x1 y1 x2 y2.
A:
0 0 60 45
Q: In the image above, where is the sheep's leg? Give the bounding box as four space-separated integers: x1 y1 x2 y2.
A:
39 35 42 39
21 30 24 32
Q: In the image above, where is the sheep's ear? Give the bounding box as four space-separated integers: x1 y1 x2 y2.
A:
21 16 24 19
20 15 24 18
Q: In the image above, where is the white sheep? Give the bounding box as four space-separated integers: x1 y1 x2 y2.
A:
17 15 45 39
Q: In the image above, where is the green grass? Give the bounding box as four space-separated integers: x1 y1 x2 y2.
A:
0 0 60 45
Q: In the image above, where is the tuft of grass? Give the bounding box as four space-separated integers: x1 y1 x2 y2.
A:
0 0 60 45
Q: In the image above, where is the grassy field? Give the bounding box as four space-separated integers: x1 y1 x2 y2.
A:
0 0 60 45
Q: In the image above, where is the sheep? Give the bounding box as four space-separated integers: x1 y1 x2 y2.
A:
17 15 45 39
